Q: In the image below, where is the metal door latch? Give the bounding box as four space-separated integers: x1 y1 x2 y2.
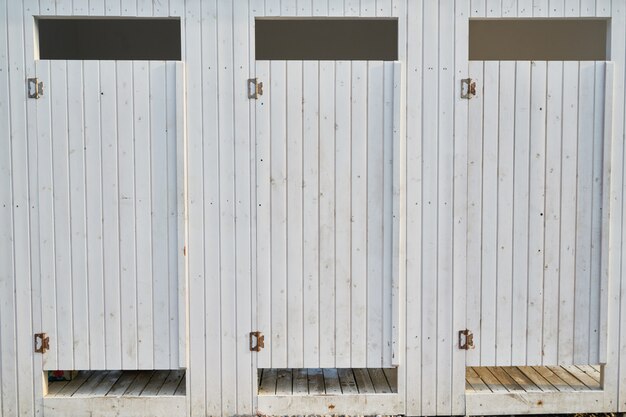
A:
248 78 263 99
461 78 476 99
249 331 265 352
28 78 44 99
459 329 474 350
34 333 49 353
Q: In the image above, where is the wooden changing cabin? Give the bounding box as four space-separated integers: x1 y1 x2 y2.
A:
1 1 625 416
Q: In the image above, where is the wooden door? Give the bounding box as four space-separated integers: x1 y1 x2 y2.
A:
466 61 613 366
254 61 403 369
36 60 184 371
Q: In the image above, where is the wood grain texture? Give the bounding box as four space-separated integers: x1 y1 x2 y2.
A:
466 61 609 367
2 2 626 417
255 60 399 369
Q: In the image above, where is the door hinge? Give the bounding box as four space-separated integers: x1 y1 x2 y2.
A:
34 333 49 354
461 78 476 99
459 329 474 350
248 78 263 99
249 331 264 352
28 78 44 99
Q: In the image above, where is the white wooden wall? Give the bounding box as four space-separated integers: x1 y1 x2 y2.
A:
35 60 180 371
466 61 610 367
255 60 398 370
1 1 626 417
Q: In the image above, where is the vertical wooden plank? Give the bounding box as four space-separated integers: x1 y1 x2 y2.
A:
24 0 43 412
312 0 329 15
166 62 180 370
67 60 90 370
598 62 613 364
319 60 336 367
502 0 517 15
350 61 368 368
404 1 422 413
255 58 271 369
335 60 352 368
564 0 580 15
436 1 454 412
175 61 189 369
558 61 579 365
589 62 606 363
36 59 57 371
496 61 516 366
511 61 531 365
481 60 499 365
150 62 171 369
542 60 564 365
611 0 626 410
233 1 252 413
133 60 154 370
580 0 595 16
285 60 304 369
82 59 107 370
217 1 237 413
391 5 407 410
527 60 547 365
187 0 208 414
249 2 261 412
302 61 320 368
466 59 483 366
50 60 74 370
5 0 33 414
517 0 532 15
574 61 595 365
100 60 122 369
548 0 565 14
452 0 470 413
382 61 394 368
390 60 405 368
269 60 288 367
117 61 138 369
367 61 384 368
421 0 437 412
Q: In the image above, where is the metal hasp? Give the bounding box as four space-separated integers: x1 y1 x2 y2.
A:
249 331 265 352
461 78 476 99
34 333 50 354
458 329 474 350
28 78 44 99
248 78 263 99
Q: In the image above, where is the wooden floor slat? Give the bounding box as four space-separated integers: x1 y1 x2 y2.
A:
337 368 358 394
275 369 293 395
257 368 398 396
46 370 186 398
466 365 602 394
159 370 186 395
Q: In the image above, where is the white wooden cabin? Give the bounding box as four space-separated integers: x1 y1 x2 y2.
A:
1 1 626 416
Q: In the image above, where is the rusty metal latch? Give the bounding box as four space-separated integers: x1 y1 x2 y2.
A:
249 331 264 352
28 78 44 99
461 78 476 99
459 329 474 350
34 333 49 354
248 78 263 99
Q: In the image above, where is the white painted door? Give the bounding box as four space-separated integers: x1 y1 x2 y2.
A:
466 61 613 366
36 60 183 371
255 61 402 369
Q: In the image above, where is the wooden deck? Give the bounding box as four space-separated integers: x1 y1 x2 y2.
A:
46 370 186 398
258 368 398 395
466 365 602 393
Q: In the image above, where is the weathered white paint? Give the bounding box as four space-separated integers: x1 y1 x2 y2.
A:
1 1 626 417
255 60 400 370
466 61 611 367
36 59 181 371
